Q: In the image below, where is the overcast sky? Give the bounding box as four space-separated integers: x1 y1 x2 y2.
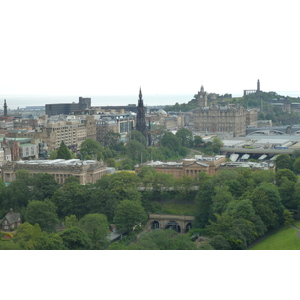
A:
1 0 299 98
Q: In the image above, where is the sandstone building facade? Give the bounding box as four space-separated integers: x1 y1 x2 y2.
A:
135 155 226 178
1 159 107 185
192 85 257 136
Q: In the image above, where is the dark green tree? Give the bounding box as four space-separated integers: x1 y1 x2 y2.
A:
275 168 297 186
80 138 103 160
194 179 215 228
128 130 147 146
209 235 231 250
79 213 110 249
56 141 72 160
194 136 204 147
26 199 59 233
103 131 123 151
250 183 285 229
275 154 293 171
133 229 198 250
175 128 194 147
59 227 92 250
51 181 90 219
125 140 148 164
31 173 60 200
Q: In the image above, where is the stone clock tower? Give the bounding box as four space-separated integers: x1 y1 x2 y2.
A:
195 85 208 107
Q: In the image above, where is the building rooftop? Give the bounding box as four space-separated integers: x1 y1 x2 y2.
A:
16 159 98 166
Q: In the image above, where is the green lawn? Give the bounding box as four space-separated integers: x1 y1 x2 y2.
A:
152 202 196 216
250 225 300 250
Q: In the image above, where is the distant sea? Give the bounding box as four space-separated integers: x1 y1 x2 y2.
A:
1 91 300 110
0 94 195 110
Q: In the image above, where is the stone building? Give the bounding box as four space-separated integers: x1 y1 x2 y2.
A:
135 155 226 178
1 159 107 185
192 85 256 136
94 113 135 144
0 209 21 231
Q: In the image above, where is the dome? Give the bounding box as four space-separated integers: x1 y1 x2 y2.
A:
157 109 167 115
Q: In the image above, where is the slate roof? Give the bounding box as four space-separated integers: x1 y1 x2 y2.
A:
0 209 21 225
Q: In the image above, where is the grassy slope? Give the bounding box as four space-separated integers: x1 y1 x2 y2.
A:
152 202 196 216
250 224 300 250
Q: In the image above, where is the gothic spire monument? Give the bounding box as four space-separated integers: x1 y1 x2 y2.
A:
136 87 147 137
3 99 7 117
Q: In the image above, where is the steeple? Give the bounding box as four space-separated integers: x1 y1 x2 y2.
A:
3 99 7 117
139 87 142 102
136 87 147 137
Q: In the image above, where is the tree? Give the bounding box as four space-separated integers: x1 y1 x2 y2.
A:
26 199 59 233
48 150 58 160
3 178 31 211
252 169 275 185
161 131 180 150
211 137 223 154
51 180 90 219
132 229 197 250
56 141 72 160
194 179 215 228
211 186 234 215
103 131 122 150
250 183 285 229
125 140 148 164
293 157 300 174
275 169 297 186
275 154 293 171
97 172 142 202
14 223 43 250
175 128 194 147
80 138 103 160
283 209 294 226
79 213 110 249
59 227 92 250
65 215 79 228
113 200 148 232
106 158 116 168
174 175 194 201
15 169 33 185
128 130 147 146
194 136 203 147
35 232 66 250
137 166 157 188
31 173 60 200
209 235 231 250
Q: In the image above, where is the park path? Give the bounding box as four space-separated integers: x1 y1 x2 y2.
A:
290 224 300 239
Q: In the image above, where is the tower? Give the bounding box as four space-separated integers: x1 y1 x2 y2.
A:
196 85 208 107
3 99 7 117
136 88 147 137
257 79 260 93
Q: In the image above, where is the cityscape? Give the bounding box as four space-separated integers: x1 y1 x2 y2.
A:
1 79 300 252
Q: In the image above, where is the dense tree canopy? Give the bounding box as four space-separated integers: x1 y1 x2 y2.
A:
79 213 110 249
26 199 59 233
113 200 148 232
